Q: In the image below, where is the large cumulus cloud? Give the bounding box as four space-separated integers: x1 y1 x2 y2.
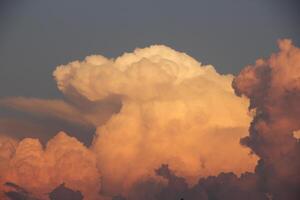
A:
53 45 256 196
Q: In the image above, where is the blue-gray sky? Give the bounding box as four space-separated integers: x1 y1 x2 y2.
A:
0 0 299 98
0 0 300 144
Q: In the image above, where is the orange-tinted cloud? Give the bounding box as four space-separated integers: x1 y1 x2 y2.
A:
0 132 103 199
54 45 257 196
124 39 300 200
233 39 300 200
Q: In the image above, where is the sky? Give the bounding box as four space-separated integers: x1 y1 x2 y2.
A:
0 0 299 98
0 1 300 200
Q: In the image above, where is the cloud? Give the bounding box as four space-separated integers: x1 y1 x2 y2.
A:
49 183 83 200
53 45 256 196
293 130 300 139
3 182 85 200
0 97 121 128
0 132 102 199
3 182 39 200
136 39 300 200
154 164 268 200
0 135 18 200
232 39 300 200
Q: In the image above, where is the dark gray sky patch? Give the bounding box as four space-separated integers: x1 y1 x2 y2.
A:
0 0 299 99
0 110 95 145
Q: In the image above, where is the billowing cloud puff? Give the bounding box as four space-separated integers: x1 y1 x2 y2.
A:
53 45 256 195
293 130 300 139
0 135 18 199
0 132 102 200
0 134 18 169
233 39 300 135
233 39 300 200
121 39 300 200
152 164 267 200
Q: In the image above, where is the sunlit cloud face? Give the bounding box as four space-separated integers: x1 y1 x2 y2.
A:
0 132 102 200
293 130 300 139
124 39 300 200
53 45 256 195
